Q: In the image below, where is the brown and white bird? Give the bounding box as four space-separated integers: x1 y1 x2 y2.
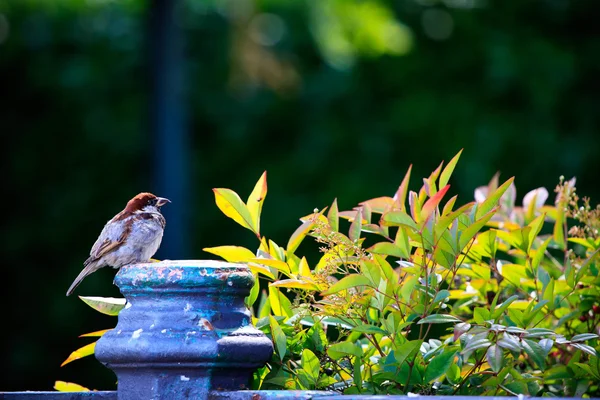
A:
66 192 170 296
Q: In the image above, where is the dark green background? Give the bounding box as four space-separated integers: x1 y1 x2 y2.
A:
1 0 599 391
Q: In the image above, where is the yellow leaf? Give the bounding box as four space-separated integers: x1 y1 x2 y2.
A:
213 188 257 235
203 245 255 262
249 258 291 276
287 220 315 254
270 279 320 291
269 286 293 317
54 381 90 392
79 329 110 338
298 256 312 277
247 263 276 280
61 342 96 367
247 171 268 235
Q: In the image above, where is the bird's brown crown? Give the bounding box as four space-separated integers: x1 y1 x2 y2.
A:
124 192 158 213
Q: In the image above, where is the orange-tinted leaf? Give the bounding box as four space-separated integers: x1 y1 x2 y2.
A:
61 342 96 367
54 381 90 392
393 165 412 211
203 245 255 262
213 188 256 234
421 184 450 222
360 196 395 214
247 171 268 235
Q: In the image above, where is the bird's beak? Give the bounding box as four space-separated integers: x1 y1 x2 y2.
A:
156 197 171 207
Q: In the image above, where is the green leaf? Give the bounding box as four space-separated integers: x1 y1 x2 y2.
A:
492 295 519 320
571 333 599 342
61 342 96 367
476 177 515 219
368 242 408 258
323 274 372 295
486 344 504 373
247 171 267 236
424 348 457 382
439 149 463 188
351 325 388 335
287 220 316 255
327 198 339 232
394 340 423 367
245 274 260 308
301 349 320 383
79 296 126 316
327 342 363 360
459 207 498 251
433 290 450 305
522 339 546 370
269 316 287 362
213 188 256 234
380 210 418 230
417 314 462 325
527 213 545 252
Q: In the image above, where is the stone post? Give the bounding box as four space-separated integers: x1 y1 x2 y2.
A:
95 260 273 400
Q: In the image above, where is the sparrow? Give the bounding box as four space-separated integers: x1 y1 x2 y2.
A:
66 192 170 296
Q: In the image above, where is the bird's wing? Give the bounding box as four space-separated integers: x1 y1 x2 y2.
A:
88 215 132 261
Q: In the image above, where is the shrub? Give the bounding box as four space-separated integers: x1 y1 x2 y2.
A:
206 151 600 396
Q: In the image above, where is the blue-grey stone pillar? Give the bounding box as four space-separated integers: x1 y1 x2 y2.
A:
95 260 273 400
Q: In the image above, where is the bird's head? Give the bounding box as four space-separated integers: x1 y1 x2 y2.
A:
125 192 171 213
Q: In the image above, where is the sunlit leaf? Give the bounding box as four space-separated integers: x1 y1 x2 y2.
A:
439 149 463 188
476 177 515 219
79 329 110 338
486 345 504 373
79 296 126 316
247 171 268 235
269 316 287 362
203 245 255 262
270 279 320 291
328 198 339 232
327 342 363 360
380 209 418 230
360 196 394 214
268 286 293 318
287 220 315 255
323 274 372 295
421 184 450 222
213 188 256 235
61 342 96 367
393 165 412 211
54 381 90 392
368 242 408 258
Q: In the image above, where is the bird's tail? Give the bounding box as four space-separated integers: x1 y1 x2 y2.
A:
66 257 100 296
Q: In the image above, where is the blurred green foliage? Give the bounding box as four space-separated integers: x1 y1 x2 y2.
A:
1 0 600 391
